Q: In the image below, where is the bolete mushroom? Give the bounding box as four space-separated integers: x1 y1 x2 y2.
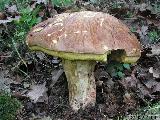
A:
26 11 141 111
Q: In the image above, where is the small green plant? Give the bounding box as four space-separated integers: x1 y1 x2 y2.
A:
51 0 73 7
106 61 131 78
0 0 10 11
111 1 125 9
151 3 160 14
130 26 137 33
0 3 41 52
123 11 134 18
0 93 21 120
123 102 160 120
10 7 41 69
0 3 41 73
12 7 41 43
13 0 31 10
0 0 31 11
148 30 159 43
89 0 98 4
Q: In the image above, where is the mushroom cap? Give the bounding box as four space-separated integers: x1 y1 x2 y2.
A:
26 11 141 62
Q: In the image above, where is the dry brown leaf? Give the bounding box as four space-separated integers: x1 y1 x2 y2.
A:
147 43 160 56
149 67 160 78
27 82 48 103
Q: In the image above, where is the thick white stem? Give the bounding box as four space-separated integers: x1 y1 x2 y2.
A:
62 60 96 111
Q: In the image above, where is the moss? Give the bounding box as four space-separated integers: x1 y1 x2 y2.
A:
0 94 21 120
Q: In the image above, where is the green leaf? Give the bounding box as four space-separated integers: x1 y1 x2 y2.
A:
123 63 130 70
17 32 25 37
52 0 73 7
110 69 117 77
130 26 136 33
117 71 125 78
116 64 123 71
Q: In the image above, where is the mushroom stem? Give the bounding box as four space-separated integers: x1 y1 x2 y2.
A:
62 60 96 111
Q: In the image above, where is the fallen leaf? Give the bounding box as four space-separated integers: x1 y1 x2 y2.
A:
137 25 148 39
35 0 47 4
23 82 30 88
120 75 155 100
36 52 45 60
6 5 18 13
50 69 64 88
41 116 52 120
136 25 150 45
30 0 47 10
27 82 48 103
152 84 160 93
0 71 11 93
135 3 148 12
52 57 61 64
149 67 160 78
137 83 153 99
141 25 148 36
142 78 159 89
123 92 137 111
0 16 20 24
147 43 160 56
120 76 138 89
31 114 52 120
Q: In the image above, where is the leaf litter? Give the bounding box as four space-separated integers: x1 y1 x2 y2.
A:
27 82 48 103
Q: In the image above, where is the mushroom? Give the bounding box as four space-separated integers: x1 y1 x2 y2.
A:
26 11 141 111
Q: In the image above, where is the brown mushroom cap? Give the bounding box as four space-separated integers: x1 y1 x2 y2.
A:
26 11 141 62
